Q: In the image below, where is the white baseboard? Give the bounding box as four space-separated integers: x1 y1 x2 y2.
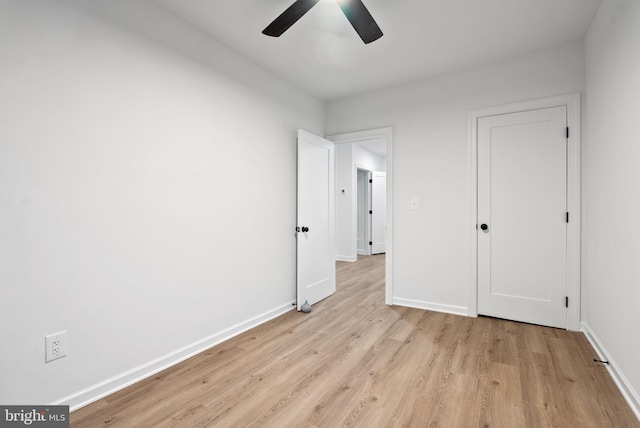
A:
55 301 295 412
581 322 640 421
392 297 468 317
336 255 357 262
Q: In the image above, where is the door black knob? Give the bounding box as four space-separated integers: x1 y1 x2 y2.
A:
301 226 309 232
480 224 488 231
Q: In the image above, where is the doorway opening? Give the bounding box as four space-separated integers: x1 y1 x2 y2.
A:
357 168 386 257
327 127 393 305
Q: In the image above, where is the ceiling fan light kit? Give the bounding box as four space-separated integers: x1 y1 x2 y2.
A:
263 0 383 44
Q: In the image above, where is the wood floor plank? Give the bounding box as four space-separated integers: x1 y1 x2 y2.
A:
480 361 527 427
304 338 403 427
517 321 549 362
546 334 616 426
519 352 573 427
71 255 640 427
486 319 521 367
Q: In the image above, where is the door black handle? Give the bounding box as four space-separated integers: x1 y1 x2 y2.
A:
301 226 310 232
480 224 488 231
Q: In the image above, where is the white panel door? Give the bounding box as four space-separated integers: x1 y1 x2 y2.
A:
478 106 567 328
357 169 368 255
371 171 386 254
297 130 335 311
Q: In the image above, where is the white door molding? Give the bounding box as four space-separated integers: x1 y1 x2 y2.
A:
327 127 394 305
468 94 581 331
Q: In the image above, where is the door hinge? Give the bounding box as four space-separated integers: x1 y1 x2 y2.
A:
369 241 372 246
566 127 570 139
565 296 569 308
566 212 569 223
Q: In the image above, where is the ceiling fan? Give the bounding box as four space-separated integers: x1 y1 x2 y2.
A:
262 0 383 44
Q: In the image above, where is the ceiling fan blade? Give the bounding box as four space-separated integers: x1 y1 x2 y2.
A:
263 0 321 37
336 0 383 44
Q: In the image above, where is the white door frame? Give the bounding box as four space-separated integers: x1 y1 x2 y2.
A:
327 127 394 305
467 93 581 331
468 94 581 330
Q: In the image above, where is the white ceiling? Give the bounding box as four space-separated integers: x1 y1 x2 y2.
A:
154 0 601 101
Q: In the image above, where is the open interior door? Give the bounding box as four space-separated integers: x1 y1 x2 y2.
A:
297 130 335 311
371 171 386 254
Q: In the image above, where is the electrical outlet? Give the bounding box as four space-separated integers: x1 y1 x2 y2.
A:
410 197 419 210
45 331 67 363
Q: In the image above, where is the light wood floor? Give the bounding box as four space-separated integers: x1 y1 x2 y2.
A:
71 255 639 427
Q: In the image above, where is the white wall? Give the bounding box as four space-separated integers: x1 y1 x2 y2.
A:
0 0 323 407
334 143 385 261
335 143 354 261
583 0 640 413
352 144 386 173
327 41 585 314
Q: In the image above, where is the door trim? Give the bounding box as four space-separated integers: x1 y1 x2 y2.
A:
326 127 394 305
468 94 581 331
